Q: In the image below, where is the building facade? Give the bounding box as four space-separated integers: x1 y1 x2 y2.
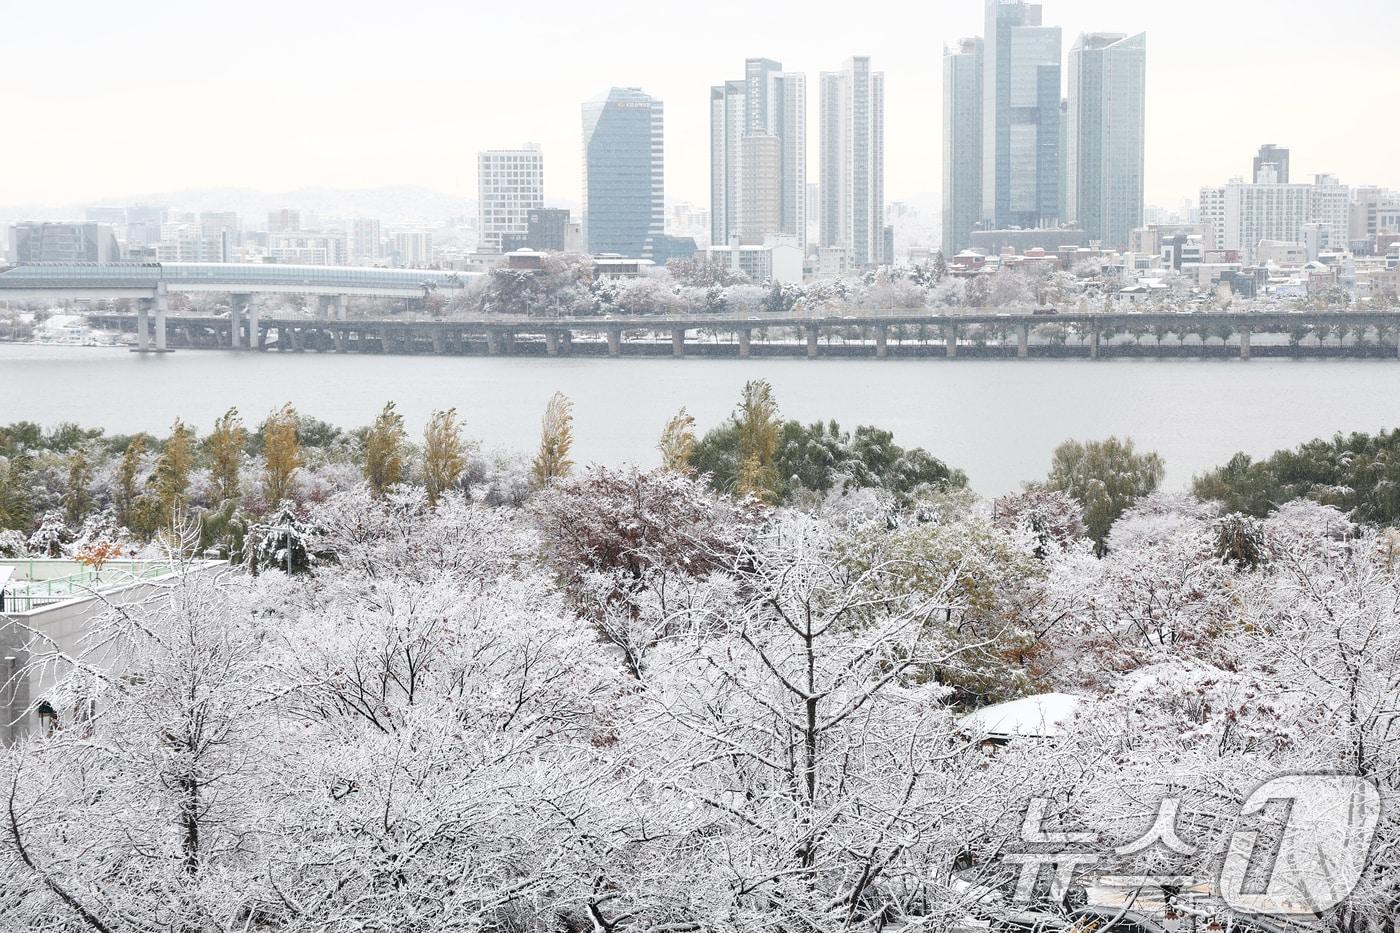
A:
8 222 121 264
982 0 1062 230
942 37 983 255
477 145 545 253
526 208 571 252
709 60 807 249
582 87 664 259
1253 144 1290 184
348 218 383 263
819 56 885 266
1066 32 1146 249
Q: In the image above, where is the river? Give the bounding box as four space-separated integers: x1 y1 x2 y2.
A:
2 344 1397 496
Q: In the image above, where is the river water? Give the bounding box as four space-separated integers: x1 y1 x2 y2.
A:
2 344 1397 496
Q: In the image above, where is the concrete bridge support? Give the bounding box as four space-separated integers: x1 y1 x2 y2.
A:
229 294 244 348
672 328 686 358
381 330 393 354
336 294 348 323
1017 324 1030 359
486 330 501 356
738 328 752 359
607 327 622 357
876 326 888 359
1090 327 1101 360
290 327 304 352
136 303 151 351
806 325 820 359
945 326 958 358
1239 327 1251 361
247 301 260 350
153 285 168 352
334 329 345 353
546 331 560 356
432 330 445 354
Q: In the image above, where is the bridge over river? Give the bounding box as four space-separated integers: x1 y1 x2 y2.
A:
81 308 1400 360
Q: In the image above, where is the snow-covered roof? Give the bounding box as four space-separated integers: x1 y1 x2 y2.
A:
959 692 1082 740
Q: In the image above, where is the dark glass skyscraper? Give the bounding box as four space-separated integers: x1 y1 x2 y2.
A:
981 0 1062 230
582 88 664 259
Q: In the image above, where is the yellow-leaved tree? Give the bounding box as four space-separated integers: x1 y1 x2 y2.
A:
363 401 406 497
423 408 467 507
261 404 302 507
531 392 575 489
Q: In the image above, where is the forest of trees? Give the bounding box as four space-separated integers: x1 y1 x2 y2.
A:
4 395 1400 929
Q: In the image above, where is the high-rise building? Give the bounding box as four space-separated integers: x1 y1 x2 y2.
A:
819 56 885 266
982 0 1062 230
526 208 572 252
391 231 434 268
582 87 664 259
267 232 347 265
942 37 983 255
740 134 782 240
1066 31 1146 248
477 145 545 253
267 209 301 234
1253 144 1290 185
1308 174 1350 251
1199 186 1227 251
348 218 383 263
8 222 121 263
709 60 807 248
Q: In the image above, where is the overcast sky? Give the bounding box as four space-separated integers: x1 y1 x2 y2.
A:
3 0 1395 210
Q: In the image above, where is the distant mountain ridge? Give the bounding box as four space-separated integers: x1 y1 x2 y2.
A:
1 186 476 225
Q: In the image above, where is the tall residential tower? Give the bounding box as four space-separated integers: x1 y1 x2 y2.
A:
819 56 885 266
709 59 807 247
1066 32 1146 248
942 37 983 255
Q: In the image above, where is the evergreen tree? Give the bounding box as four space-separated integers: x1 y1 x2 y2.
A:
423 408 466 507
206 408 246 504
363 401 406 497
531 392 575 489
657 408 697 474
261 404 302 507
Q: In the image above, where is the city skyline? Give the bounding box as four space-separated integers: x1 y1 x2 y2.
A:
3 0 1396 212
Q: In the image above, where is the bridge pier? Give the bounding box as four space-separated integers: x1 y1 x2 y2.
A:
381 329 393 354
153 284 168 352
136 304 151 351
1239 327 1251 361
432 330 445 354
546 331 559 356
230 293 254 348
672 328 686 358
291 327 304 352
806 325 820 360
1090 327 1101 360
876 325 888 359
607 327 622 357
336 294 347 323
1017 323 1029 359
247 303 260 349
738 328 752 359
945 326 958 359
334 329 345 353
486 330 501 355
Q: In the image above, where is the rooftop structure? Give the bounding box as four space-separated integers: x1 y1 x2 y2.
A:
1 558 226 743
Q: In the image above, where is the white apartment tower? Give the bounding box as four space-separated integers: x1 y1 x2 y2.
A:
477 145 544 252
710 59 807 248
819 56 885 266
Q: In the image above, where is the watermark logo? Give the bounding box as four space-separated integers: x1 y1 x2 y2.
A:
1006 774 1381 918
